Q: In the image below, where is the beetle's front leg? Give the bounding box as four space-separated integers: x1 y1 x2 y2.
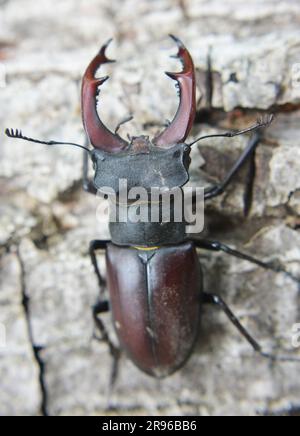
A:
203 132 261 202
89 239 121 386
203 292 300 363
82 149 97 195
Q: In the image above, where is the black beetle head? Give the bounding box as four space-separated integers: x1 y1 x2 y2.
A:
91 138 191 195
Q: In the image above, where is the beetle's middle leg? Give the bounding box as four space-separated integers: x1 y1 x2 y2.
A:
89 240 121 386
203 292 300 362
89 240 110 290
194 239 299 283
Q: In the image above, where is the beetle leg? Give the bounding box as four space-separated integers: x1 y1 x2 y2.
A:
203 292 300 362
203 132 261 200
92 300 121 387
205 48 255 216
92 299 109 343
82 148 97 195
89 240 121 386
89 240 110 292
243 146 256 216
205 48 213 110
194 239 299 283
81 134 98 195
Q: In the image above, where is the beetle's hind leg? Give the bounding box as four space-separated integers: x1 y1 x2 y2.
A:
203 292 300 363
89 240 121 386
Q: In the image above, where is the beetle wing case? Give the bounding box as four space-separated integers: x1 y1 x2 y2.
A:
106 241 202 378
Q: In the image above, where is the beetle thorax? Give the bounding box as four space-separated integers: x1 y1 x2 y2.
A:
92 142 191 195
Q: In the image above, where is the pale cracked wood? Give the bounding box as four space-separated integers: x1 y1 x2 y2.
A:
0 251 41 416
0 0 300 417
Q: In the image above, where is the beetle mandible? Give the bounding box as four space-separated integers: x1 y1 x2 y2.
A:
6 35 300 380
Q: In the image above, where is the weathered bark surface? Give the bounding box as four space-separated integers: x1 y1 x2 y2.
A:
0 0 300 416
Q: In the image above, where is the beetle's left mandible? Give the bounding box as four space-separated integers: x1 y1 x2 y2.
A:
81 38 129 153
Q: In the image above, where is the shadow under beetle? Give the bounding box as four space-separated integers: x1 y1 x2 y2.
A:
6 35 300 381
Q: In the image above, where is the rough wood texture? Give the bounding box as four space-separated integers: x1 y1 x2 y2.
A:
0 0 300 416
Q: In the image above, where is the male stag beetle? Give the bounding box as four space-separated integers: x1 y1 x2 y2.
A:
6 35 300 380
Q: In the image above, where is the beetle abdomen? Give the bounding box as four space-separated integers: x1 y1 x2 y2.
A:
106 241 202 378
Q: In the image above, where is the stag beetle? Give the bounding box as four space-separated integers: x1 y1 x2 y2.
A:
6 35 300 380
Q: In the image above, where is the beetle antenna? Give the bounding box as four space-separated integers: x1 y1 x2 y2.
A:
5 128 92 154
114 114 134 135
188 114 274 146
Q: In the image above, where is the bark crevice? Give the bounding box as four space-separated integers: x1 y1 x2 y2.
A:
17 248 48 417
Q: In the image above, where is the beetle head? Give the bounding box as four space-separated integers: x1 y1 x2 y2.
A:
82 36 195 194
91 137 191 195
